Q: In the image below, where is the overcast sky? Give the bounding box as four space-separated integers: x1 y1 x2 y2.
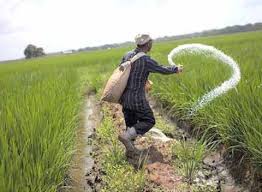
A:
0 0 261 61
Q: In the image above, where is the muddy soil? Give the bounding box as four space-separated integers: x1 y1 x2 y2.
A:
149 97 262 192
105 97 251 192
60 92 259 192
60 93 103 192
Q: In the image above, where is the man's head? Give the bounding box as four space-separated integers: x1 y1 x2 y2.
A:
135 34 153 53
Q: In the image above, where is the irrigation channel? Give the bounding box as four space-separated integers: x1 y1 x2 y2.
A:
60 93 102 192
62 93 250 191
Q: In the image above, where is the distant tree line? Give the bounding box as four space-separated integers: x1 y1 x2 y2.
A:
77 41 132 52
76 22 262 52
24 44 45 59
42 22 261 56
155 22 262 42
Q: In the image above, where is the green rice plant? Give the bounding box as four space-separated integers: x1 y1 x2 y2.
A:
151 31 262 169
0 68 81 191
0 46 126 191
172 139 206 183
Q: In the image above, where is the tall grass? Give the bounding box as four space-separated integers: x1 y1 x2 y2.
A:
0 66 82 191
150 31 262 168
0 47 134 191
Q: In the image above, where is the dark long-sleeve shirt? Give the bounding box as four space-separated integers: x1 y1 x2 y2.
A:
119 48 178 110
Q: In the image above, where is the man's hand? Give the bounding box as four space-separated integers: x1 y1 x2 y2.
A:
145 80 153 92
176 65 183 73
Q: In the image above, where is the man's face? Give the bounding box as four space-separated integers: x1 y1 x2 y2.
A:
147 40 153 52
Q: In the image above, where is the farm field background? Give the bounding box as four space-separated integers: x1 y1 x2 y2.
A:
0 31 261 191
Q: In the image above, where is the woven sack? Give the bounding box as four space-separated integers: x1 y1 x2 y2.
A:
101 52 145 103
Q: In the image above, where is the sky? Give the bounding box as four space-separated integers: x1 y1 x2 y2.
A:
0 0 261 61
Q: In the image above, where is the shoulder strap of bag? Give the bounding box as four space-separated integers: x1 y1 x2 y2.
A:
130 52 146 63
119 52 146 70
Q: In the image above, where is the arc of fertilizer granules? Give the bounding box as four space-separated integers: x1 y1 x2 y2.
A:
167 43 241 115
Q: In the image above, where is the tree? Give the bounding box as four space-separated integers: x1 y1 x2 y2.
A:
24 44 45 59
36 47 45 57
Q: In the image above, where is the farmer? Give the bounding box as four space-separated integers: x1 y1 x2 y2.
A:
118 34 183 155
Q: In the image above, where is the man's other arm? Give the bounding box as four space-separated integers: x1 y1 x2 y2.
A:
146 57 178 74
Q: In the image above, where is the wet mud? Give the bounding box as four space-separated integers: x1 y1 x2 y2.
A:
61 92 257 191
60 93 102 192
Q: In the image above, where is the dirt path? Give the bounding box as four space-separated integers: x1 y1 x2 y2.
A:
61 93 251 192
105 96 249 191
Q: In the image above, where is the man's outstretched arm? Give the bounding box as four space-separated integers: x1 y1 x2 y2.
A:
146 57 181 74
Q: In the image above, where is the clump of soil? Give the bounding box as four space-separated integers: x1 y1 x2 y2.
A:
85 153 104 192
105 102 185 190
146 162 183 190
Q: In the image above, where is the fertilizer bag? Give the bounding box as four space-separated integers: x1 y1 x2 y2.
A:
101 52 145 103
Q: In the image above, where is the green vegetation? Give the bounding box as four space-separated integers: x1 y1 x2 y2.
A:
0 31 261 191
0 58 84 191
172 140 206 183
150 31 262 169
154 113 177 137
0 49 125 191
96 108 145 192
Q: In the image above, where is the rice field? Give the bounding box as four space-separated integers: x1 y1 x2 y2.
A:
149 31 262 168
0 31 261 191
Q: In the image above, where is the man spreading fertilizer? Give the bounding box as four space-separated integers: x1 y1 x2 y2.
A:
118 34 183 156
